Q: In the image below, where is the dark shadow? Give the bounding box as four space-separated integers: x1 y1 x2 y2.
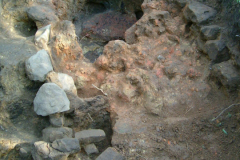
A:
15 19 37 37
135 10 144 20
86 2 107 14
185 22 193 34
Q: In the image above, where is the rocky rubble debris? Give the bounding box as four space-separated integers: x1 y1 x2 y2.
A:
42 127 73 143
96 147 125 160
46 71 77 95
34 83 70 116
196 24 229 63
25 49 53 82
75 129 106 144
183 1 217 24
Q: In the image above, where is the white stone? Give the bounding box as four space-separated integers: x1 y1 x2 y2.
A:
25 49 53 82
34 83 70 116
46 71 77 95
35 24 51 48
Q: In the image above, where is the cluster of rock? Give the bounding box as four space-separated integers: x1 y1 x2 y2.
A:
24 49 125 159
182 1 240 92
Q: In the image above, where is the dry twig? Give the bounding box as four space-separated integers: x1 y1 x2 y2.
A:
92 84 108 96
88 113 94 122
211 103 240 121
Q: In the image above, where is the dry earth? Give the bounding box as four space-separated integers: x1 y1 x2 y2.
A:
0 0 240 159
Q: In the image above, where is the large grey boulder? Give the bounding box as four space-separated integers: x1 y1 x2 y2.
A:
27 5 58 28
34 83 70 116
75 129 106 144
42 127 73 143
46 71 77 95
96 147 125 160
183 1 217 24
25 49 53 82
52 138 81 154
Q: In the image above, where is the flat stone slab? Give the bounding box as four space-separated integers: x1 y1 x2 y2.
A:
96 147 125 160
34 83 70 116
52 138 81 154
75 129 106 144
42 127 73 143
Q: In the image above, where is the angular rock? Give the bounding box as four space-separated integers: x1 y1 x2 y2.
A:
27 5 58 28
144 91 164 116
75 129 106 144
32 141 50 160
65 91 86 113
196 36 206 53
205 40 230 63
25 49 53 82
34 83 70 116
32 141 69 160
96 147 125 160
66 91 108 113
46 71 77 95
211 61 240 91
52 138 81 154
200 25 221 40
174 0 189 8
81 11 137 41
35 24 51 49
49 113 64 127
125 24 137 44
84 144 99 155
48 149 69 160
183 2 217 24
19 147 31 158
75 75 89 90
42 127 73 143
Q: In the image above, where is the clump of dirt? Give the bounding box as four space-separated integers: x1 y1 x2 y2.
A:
0 0 240 159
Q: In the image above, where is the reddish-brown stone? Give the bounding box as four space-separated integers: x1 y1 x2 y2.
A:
81 11 137 41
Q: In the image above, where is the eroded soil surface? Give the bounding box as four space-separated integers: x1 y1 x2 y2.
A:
0 0 240 159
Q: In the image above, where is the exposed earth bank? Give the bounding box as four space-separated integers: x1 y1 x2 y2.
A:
0 0 240 159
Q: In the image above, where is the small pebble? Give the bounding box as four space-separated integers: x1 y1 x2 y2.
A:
157 55 165 61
